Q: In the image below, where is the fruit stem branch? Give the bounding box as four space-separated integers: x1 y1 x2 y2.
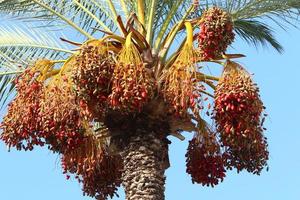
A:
137 0 145 29
197 73 220 81
185 22 194 48
199 90 214 98
203 80 216 90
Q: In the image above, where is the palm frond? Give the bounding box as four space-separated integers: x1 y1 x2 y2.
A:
228 0 300 23
0 74 16 111
152 0 193 31
0 77 12 109
154 0 184 48
0 0 118 37
234 19 283 53
203 0 300 20
122 0 193 46
0 24 72 68
0 52 24 70
0 23 73 109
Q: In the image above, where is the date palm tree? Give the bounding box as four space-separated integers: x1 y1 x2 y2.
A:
0 0 299 200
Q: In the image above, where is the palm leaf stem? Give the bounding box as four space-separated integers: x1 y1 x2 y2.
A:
203 79 216 90
158 5 194 62
106 0 123 34
137 0 145 28
120 0 129 18
146 0 157 44
196 73 220 81
0 70 24 76
154 0 184 50
0 43 74 54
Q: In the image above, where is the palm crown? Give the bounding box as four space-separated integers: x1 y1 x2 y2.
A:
0 0 300 200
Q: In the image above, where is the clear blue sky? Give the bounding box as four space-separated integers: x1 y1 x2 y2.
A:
1 22 300 200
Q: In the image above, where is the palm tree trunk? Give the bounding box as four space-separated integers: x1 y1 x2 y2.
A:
120 132 170 200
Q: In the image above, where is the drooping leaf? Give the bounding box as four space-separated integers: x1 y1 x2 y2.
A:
234 19 283 53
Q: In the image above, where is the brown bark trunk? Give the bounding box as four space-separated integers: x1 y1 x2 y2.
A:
120 132 169 200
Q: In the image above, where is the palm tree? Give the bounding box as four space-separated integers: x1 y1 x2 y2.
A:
0 0 299 199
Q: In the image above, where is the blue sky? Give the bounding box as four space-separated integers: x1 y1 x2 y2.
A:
1 20 300 200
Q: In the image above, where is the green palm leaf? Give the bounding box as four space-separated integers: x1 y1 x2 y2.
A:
234 19 283 52
152 0 193 40
0 0 118 37
0 23 73 109
0 74 16 111
122 0 193 45
0 24 72 68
